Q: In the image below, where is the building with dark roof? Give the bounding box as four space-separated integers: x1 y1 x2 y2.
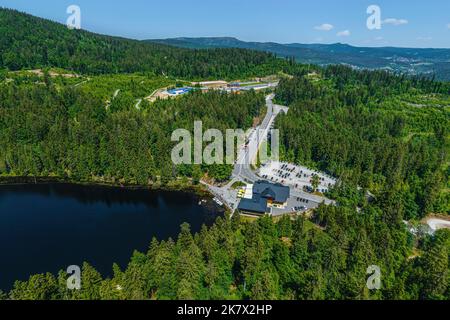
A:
253 181 290 204
237 180 290 215
237 195 268 215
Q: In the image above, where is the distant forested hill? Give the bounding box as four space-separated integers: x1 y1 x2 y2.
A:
149 37 450 81
1 8 449 299
0 9 284 79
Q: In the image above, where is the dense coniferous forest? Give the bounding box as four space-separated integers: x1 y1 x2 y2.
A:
275 66 449 219
0 82 265 184
0 8 286 79
0 8 449 301
1 67 448 300
151 37 450 81
3 214 449 300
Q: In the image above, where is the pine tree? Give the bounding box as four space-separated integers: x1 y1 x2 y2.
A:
420 232 449 299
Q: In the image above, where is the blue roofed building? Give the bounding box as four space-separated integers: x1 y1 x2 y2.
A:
238 180 290 215
167 87 193 96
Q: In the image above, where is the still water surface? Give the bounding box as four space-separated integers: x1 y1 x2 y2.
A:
0 183 222 290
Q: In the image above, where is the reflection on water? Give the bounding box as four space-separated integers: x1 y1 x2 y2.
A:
0 183 223 290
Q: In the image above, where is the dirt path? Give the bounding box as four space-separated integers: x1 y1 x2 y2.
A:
424 215 450 232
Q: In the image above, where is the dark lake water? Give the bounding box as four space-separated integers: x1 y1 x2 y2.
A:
0 183 223 291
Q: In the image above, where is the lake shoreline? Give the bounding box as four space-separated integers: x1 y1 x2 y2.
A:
0 175 212 198
0 178 226 291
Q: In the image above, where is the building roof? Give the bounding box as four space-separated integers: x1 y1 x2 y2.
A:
243 184 253 199
253 180 290 203
237 195 268 214
167 87 192 95
237 180 290 215
192 80 228 86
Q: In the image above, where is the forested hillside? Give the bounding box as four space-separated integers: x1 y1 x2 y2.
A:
151 37 450 81
275 66 450 218
0 8 449 301
0 78 265 184
0 8 284 79
1 65 449 301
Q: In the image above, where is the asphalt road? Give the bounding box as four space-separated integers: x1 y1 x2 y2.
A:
232 94 334 210
233 94 276 179
202 93 333 213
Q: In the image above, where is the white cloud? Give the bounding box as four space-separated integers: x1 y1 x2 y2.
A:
382 18 408 26
314 23 334 31
417 36 432 41
374 36 384 41
337 30 350 37
447 23 450 29
315 37 324 42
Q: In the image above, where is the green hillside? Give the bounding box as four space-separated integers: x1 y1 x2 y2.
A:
0 9 449 301
150 37 450 81
0 9 284 79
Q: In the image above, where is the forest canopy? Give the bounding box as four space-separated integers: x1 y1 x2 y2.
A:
0 8 289 79
0 7 449 301
275 66 450 219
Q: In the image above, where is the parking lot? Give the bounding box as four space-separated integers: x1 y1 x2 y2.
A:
236 181 325 216
258 161 336 194
271 194 320 216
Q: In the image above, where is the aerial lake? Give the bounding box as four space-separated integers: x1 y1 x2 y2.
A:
0 183 223 291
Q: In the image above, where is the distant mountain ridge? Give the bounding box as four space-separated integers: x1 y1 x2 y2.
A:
147 37 450 81
0 9 282 79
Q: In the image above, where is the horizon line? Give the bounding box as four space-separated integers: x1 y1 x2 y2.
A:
3 6 450 50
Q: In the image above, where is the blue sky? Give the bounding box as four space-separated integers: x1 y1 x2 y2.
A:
1 0 449 48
